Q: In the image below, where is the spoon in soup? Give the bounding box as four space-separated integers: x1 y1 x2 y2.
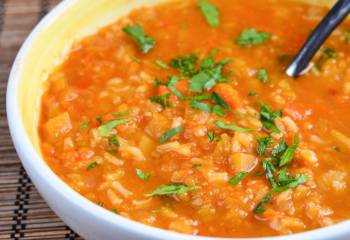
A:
286 0 350 78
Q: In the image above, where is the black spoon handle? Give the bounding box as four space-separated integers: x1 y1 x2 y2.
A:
286 0 350 78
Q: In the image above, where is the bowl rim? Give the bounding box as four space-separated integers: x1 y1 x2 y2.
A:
6 0 350 239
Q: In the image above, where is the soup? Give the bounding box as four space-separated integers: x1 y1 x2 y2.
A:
39 0 350 237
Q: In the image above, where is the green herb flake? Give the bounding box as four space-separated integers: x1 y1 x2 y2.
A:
235 28 272 46
154 60 169 69
259 103 282 133
136 168 151 181
248 90 257 96
96 116 103 124
111 209 119 214
131 57 141 63
212 92 230 109
150 94 173 108
87 161 98 171
279 134 299 167
197 0 220 28
167 76 185 99
170 54 198 77
334 146 341 152
254 193 272 214
108 134 120 151
272 140 288 158
98 118 130 137
80 121 90 130
257 136 273 156
257 68 269 83
112 111 129 117
229 172 248 185
315 47 337 70
160 126 184 144
145 184 200 197
208 131 215 142
123 24 155 54
189 101 212 113
189 58 230 92
192 163 203 168
215 120 252 133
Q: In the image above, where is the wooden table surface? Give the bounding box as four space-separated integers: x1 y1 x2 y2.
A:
0 1 82 239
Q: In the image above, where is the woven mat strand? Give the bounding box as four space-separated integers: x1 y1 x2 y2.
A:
0 0 82 239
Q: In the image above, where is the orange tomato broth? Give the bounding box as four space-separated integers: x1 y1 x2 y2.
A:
39 0 350 238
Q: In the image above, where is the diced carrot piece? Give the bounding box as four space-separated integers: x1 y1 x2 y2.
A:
213 83 240 109
176 80 189 94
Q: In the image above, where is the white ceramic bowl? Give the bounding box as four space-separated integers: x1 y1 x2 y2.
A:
6 0 350 239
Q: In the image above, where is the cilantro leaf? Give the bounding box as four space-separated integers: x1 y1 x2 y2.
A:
136 168 151 181
229 172 248 185
123 24 155 53
279 134 299 167
257 136 273 156
98 118 130 137
189 101 226 117
189 58 230 92
197 0 220 27
235 28 271 46
108 134 120 152
154 60 169 69
150 93 173 108
254 193 272 214
257 68 269 83
80 121 90 130
87 161 98 171
207 131 215 142
170 54 198 77
272 139 288 158
160 126 184 144
145 184 200 197
215 120 252 132
212 92 230 109
259 103 282 133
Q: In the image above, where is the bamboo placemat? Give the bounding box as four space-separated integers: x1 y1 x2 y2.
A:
0 1 82 239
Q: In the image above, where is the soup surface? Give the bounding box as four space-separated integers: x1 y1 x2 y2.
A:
39 0 350 237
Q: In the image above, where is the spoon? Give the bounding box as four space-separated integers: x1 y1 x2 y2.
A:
286 0 350 78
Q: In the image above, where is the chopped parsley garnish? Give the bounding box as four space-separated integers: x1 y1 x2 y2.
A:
108 134 120 152
159 126 184 144
279 134 299 167
215 120 252 132
87 161 98 171
272 140 288 158
263 158 308 192
192 163 203 168
170 54 198 77
212 92 229 109
145 184 200 197
315 47 337 70
189 101 226 117
189 58 230 92
254 193 272 214
154 60 169 69
208 131 215 142
257 68 269 83
259 102 282 133
112 110 129 116
96 116 102 124
123 24 155 53
257 136 273 156
136 168 151 181
112 209 119 214
80 121 90 130
98 118 130 137
248 90 257 96
131 57 141 63
167 76 185 99
334 146 341 152
197 0 220 28
229 172 248 185
235 28 271 46
150 94 173 108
